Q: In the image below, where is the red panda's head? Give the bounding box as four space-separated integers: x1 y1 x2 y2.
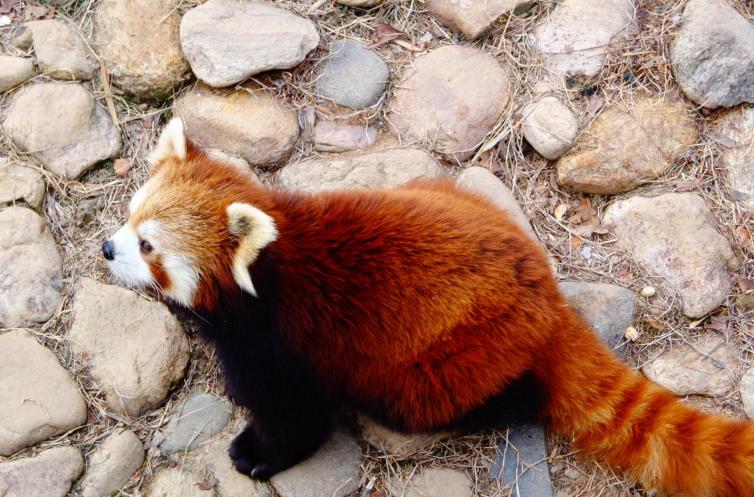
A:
102 118 278 310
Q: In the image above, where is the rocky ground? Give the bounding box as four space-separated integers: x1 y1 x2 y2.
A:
0 0 753 496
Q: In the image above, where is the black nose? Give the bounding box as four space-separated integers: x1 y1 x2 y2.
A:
102 240 115 261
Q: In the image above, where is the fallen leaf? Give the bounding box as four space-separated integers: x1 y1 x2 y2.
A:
370 22 405 48
196 477 219 491
568 197 596 224
739 276 754 292
569 236 583 251
554 203 569 221
735 226 751 245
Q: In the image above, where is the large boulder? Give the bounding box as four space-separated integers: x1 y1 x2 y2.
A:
25 19 97 81
316 40 388 109
0 446 84 497
0 159 46 210
69 278 189 417
93 0 191 99
79 430 145 497
0 206 62 326
388 45 509 161
2 82 122 179
180 0 320 87
0 330 87 456
0 55 34 92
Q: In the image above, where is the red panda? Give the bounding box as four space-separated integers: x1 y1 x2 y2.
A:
104 118 754 495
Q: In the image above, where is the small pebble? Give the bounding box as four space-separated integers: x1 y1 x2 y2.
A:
624 326 639 342
114 158 132 178
641 286 656 298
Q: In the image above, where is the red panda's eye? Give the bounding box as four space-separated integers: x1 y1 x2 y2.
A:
139 239 153 254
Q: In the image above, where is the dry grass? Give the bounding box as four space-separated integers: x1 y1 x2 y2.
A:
1 0 753 496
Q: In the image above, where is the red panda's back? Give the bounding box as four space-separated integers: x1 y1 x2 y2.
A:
270 180 563 430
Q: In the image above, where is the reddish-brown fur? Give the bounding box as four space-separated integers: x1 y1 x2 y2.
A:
138 140 754 496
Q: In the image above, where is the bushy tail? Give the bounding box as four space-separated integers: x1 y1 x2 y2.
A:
538 313 754 497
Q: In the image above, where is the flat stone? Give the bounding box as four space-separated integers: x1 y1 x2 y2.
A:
80 430 145 497
672 0 754 108
70 278 189 417
148 467 213 497
25 19 97 80
739 366 754 419
2 82 122 179
93 0 191 99
0 55 34 92
194 433 273 497
643 335 737 396
559 282 635 349
0 446 84 497
490 425 554 497
0 207 62 327
357 415 451 459
713 107 754 211
0 159 45 210
0 330 87 456
427 0 531 38
271 428 362 497
400 468 473 497
313 121 377 152
557 98 697 194
317 40 388 109
456 166 536 241
603 193 738 318
174 85 299 167
159 389 232 455
534 0 635 80
388 45 509 161
278 148 444 191
522 96 578 160
180 0 320 88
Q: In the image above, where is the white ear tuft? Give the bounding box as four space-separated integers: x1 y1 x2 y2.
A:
149 117 187 165
227 202 278 297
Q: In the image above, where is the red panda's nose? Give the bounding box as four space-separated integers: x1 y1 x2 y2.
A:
102 240 115 261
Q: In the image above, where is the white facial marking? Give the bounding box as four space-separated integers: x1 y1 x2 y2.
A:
106 225 153 289
161 253 199 307
129 180 152 215
227 202 278 297
149 117 187 165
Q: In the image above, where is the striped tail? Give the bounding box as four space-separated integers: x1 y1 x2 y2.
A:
538 312 754 497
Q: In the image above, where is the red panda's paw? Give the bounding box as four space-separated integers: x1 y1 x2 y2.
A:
228 429 279 480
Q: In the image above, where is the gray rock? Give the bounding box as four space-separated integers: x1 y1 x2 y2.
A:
456 166 536 241
643 335 738 396
522 96 578 160
713 107 754 211
0 159 46 210
80 430 145 497
0 446 84 497
313 121 377 152
559 282 635 349
388 45 509 161
25 19 97 80
672 0 754 108
396 468 473 497
557 98 697 194
0 55 34 92
490 425 554 497
534 0 635 81
0 207 63 327
93 0 191 99
2 82 122 179
148 467 214 497
159 389 232 454
278 148 445 191
271 428 362 497
70 278 189 417
317 40 388 109
427 0 532 38
0 330 87 456
174 85 299 167
194 433 273 497
180 0 320 88
739 366 754 419
603 193 738 318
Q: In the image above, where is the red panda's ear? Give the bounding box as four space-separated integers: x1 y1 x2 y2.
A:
226 203 278 297
149 117 187 172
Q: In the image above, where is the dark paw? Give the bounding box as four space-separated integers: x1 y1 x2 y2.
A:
228 433 278 480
